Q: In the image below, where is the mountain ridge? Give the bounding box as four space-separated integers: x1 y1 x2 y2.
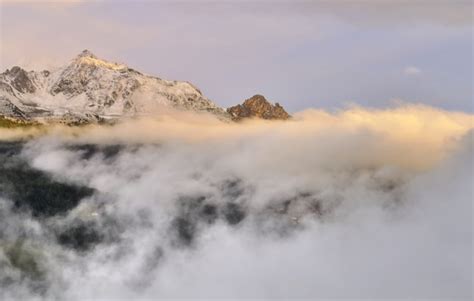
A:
0 50 290 125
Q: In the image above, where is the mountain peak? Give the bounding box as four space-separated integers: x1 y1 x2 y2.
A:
71 50 127 71
242 94 269 106
227 94 290 121
77 49 97 59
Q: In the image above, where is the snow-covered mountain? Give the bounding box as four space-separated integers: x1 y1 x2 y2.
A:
0 50 228 124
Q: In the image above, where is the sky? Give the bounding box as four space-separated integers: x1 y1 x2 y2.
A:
0 0 472 112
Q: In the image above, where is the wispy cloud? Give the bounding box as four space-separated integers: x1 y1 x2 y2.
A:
404 66 422 76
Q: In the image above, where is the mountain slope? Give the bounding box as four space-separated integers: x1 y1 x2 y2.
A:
0 50 228 123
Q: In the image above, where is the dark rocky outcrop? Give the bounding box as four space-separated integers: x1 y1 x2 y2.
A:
4 66 36 94
227 94 290 121
57 223 103 252
0 97 28 121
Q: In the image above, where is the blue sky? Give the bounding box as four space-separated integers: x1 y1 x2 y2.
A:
0 0 472 112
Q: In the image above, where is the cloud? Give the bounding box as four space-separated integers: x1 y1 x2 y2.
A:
0 105 472 298
404 66 422 76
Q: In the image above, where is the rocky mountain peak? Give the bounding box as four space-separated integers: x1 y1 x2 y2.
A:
227 94 290 121
2 66 36 94
50 51 135 98
69 50 126 72
77 49 97 59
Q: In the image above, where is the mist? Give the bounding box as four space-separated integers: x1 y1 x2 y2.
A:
0 105 472 300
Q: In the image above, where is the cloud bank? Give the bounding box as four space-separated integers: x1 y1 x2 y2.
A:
0 105 472 299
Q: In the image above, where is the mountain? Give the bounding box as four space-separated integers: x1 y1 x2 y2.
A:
0 50 228 124
227 94 291 121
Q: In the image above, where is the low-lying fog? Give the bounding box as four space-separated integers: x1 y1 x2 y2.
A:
0 105 472 300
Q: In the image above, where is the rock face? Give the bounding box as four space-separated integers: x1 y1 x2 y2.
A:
227 94 290 121
0 50 228 124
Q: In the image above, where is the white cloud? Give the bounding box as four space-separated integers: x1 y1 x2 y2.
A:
404 66 422 76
